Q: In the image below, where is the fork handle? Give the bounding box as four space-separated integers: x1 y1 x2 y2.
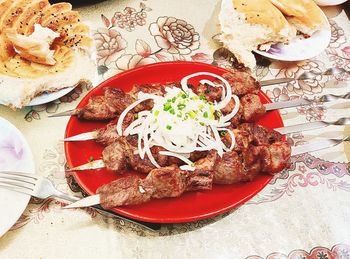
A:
53 190 161 231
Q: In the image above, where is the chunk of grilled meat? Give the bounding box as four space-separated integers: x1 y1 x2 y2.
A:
213 141 291 184
102 136 186 174
76 84 165 120
238 123 282 145
220 94 266 126
95 113 134 146
97 175 153 207
77 88 133 120
97 164 213 209
194 71 261 102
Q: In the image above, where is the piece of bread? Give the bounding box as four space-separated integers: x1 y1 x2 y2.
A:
269 0 328 36
219 0 296 70
0 0 95 109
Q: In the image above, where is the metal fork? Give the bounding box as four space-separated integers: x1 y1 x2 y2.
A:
298 67 349 80
0 171 161 231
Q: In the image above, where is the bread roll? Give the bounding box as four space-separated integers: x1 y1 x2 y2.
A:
219 0 295 69
0 0 95 109
269 0 328 36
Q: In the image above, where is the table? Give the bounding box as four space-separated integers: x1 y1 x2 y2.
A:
0 1 349 258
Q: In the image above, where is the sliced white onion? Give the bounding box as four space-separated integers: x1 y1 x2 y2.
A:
117 96 155 136
117 72 241 170
220 95 240 123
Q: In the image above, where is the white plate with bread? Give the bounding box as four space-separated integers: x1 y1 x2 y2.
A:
0 0 96 109
219 0 331 69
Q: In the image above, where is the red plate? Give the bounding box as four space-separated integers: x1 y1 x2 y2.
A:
64 61 284 223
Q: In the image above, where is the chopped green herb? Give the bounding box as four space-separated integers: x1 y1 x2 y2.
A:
203 111 208 118
172 97 176 103
164 103 172 111
189 111 196 119
169 108 175 115
177 103 186 110
133 114 139 119
154 110 160 116
166 125 172 130
199 95 207 101
200 122 205 126
220 131 227 137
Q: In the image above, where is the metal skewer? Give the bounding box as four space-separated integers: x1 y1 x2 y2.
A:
63 117 350 142
50 92 350 118
66 136 350 172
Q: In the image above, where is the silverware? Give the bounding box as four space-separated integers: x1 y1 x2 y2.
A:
291 136 350 156
297 67 349 81
264 92 350 111
275 117 350 135
260 68 349 87
64 135 350 209
260 78 294 86
0 171 161 231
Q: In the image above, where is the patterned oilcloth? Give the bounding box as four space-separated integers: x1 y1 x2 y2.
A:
0 1 349 258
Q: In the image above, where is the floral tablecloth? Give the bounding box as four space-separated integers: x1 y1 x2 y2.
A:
0 1 350 258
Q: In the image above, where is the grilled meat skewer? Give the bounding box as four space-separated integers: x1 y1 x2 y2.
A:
96 140 291 209
64 93 267 145
68 123 284 173
53 71 263 120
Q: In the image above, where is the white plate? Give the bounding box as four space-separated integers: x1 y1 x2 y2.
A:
27 87 75 106
315 0 348 6
0 117 35 237
254 15 331 61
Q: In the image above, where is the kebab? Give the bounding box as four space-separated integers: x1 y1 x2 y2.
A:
66 137 291 209
53 70 267 120
64 71 350 210
68 72 289 175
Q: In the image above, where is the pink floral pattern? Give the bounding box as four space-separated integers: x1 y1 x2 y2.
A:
149 16 200 55
94 28 127 66
246 244 350 259
111 3 152 32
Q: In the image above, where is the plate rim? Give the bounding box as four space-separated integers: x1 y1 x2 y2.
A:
64 61 284 223
0 117 35 237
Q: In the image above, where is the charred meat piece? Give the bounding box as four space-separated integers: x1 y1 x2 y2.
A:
102 141 127 172
238 123 283 145
194 83 223 102
248 142 291 174
240 94 266 122
213 151 251 184
77 95 116 121
220 128 252 152
221 71 260 96
95 113 134 146
77 84 166 121
220 94 265 126
98 164 213 209
194 71 261 102
97 175 153 207
77 88 133 120
129 84 166 112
